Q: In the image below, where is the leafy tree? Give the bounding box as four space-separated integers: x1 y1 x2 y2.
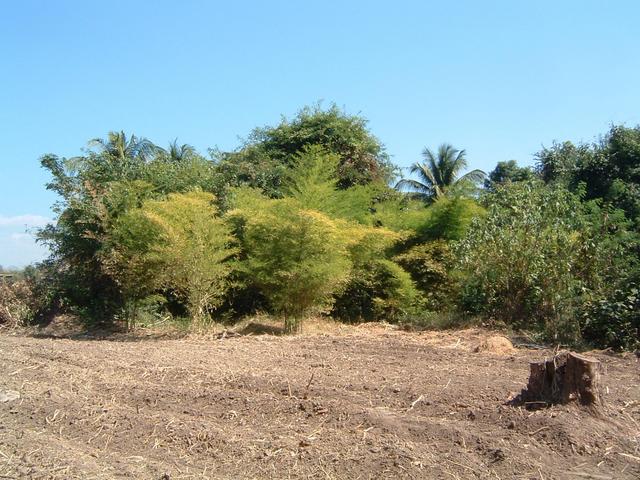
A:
535 140 597 188
37 155 128 323
37 132 223 324
215 104 394 197
142 191 237 325
485 160 534 190
108 191 237 326
456 180 628 342
283 145 387 225
396 144 485 201
580 126 640 227
228 191 354 332
535 126 640 229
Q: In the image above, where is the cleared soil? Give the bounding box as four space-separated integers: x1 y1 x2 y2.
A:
0 323 638 479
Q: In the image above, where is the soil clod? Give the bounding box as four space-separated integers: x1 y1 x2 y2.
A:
0 389 20 402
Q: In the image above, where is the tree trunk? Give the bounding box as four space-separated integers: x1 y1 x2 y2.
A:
284 316 302 334
519 351 603 409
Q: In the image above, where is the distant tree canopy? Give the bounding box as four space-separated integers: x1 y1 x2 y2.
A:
21 111 639 349
485 160 534 190
535 125 640 229
214 104 394 197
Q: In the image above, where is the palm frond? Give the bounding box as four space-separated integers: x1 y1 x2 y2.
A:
456 169 486 185
394 178 432 194
397 143 482 201
422 147 444 188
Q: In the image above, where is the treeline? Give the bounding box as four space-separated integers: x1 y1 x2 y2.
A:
3 105 639 349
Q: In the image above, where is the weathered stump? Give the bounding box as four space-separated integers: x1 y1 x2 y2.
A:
517 351 603 408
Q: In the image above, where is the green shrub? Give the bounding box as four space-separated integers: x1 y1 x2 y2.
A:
393 240 455 310
456 181 614 343
581 285 640 351
107 190 238 327
332 259 422 322
229 191 353 332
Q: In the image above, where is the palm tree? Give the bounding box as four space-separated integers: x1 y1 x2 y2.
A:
89 131 158 162
395 143 486 201
164 139 196 162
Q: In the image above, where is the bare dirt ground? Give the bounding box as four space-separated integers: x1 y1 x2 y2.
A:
0 322 638 479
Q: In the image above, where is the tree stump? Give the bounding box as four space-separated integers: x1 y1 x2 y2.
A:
518 351 603 409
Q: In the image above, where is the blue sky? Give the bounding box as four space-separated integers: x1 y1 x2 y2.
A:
1 0 639 267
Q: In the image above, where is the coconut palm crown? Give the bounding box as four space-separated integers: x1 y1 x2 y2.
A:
395 143 486 201
89 131 158 162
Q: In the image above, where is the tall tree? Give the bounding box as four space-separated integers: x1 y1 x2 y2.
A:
88 131 158 162
535 125 640 229
396 144 485 201
214 104 394 197
107 191 238 326
485 160 534 190
37 132 221 325
162 139 196 162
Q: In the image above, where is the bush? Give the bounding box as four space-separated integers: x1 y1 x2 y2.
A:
456 181 617 343
0 280 35 327
229 191 353 332
581 285 640 351
107 190 238 327
332 259 422 322
393 240 455 310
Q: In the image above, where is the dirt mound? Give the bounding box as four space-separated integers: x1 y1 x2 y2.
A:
473 335 516 355
355 321 398 331
29 314 88 337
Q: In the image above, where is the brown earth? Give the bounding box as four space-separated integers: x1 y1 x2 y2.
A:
0 322 638 479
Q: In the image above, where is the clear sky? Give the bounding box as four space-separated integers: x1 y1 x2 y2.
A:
1 0 639 267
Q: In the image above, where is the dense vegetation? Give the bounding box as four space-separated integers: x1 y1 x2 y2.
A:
2 105 638 349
